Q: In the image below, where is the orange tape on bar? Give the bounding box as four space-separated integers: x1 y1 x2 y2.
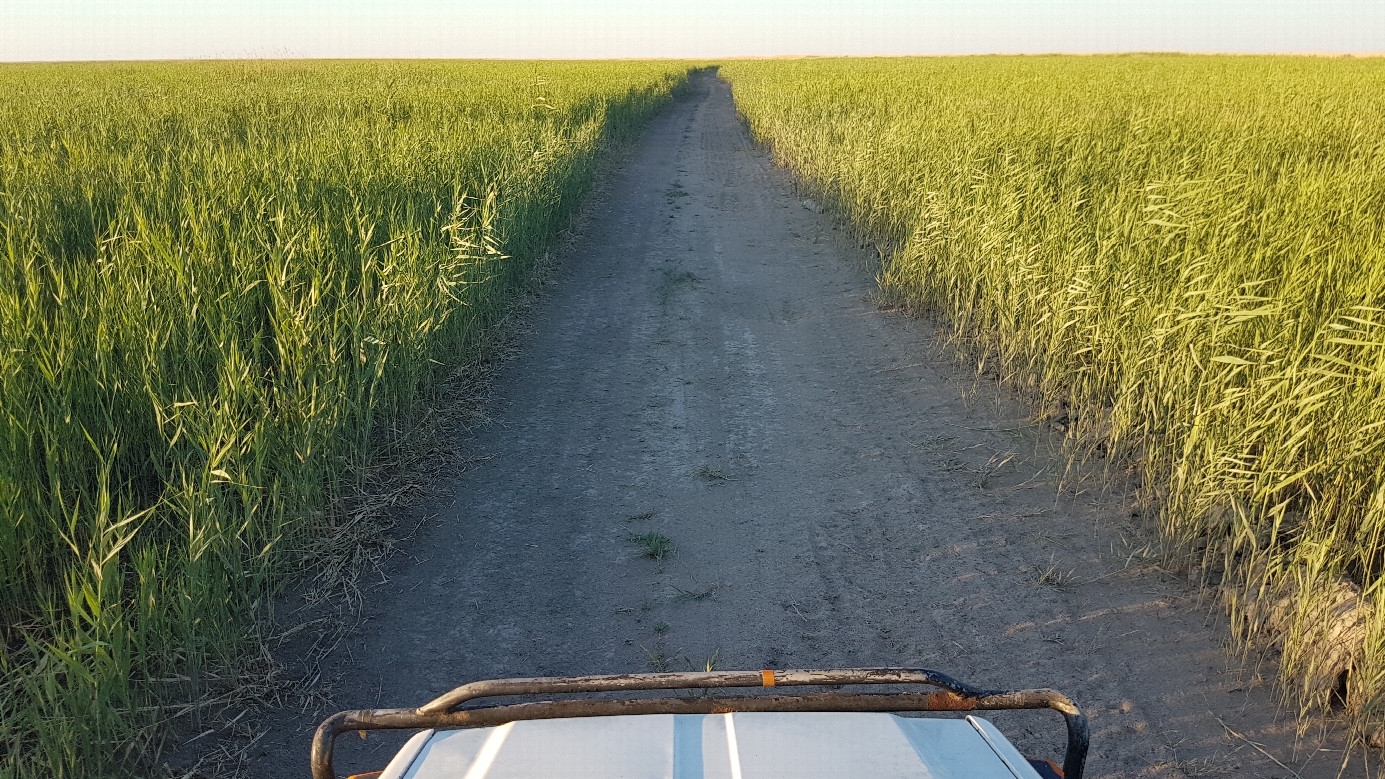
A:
761 670 776 687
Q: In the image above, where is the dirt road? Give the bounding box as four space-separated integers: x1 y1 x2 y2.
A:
247 71 1359 778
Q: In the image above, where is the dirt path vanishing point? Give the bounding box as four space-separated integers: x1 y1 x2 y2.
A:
245 71 1365 778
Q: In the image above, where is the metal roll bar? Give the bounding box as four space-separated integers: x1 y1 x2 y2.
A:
311 667 1088 779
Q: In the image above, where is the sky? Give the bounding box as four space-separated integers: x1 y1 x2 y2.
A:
2 0 1383 62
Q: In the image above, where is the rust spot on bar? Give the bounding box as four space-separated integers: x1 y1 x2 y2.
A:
761 670 776 687
925 691 974 711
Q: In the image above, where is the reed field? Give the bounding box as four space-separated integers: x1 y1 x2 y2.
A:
0 59 691 777
723 55 1385 732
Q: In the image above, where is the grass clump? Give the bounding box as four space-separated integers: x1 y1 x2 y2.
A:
723 55 1385 732
628 531 675 561
1034 557 1076 590
695 465 731 481
0 59 696 777
657 269 700 304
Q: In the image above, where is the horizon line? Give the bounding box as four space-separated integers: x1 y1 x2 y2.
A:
5 50 1385 65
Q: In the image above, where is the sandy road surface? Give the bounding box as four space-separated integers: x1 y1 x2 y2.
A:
244 71 1361 778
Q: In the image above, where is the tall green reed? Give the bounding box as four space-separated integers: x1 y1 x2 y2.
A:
723 54 1385 729
0 59 692 777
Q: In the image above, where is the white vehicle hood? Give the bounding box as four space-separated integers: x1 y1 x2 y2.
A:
378 712 1045 778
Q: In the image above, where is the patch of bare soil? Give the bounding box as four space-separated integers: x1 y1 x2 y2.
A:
207 71 1365 778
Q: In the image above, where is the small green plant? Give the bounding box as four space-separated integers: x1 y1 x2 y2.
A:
702 649 720 672
642 643 673 671
695 465 732 481
628 531 675 561
627 510 658 522
653 621 670 634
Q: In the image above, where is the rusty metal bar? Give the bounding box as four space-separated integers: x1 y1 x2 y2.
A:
416 667 990 714
311 668 1088 779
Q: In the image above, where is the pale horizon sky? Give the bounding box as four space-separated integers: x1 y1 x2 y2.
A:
2 0 1383 63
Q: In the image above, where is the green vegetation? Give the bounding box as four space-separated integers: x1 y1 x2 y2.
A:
723 55 1385 728
0 59 691 777
628 531 675 561
695 465 730 481
656 268 699 304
